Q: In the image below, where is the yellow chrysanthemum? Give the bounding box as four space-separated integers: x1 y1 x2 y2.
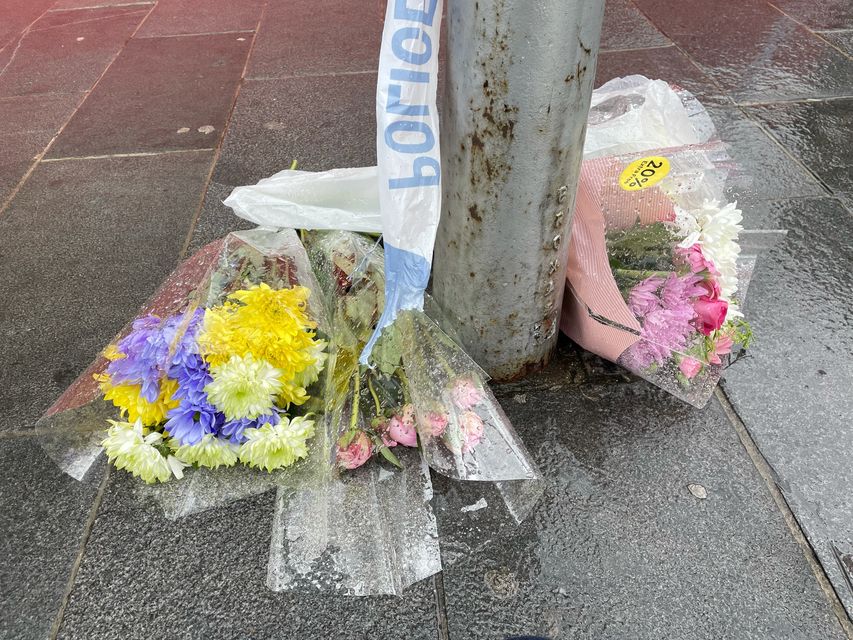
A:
97 374 180 426
197 283 325 406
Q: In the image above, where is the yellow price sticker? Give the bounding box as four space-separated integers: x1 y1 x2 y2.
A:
618 156 670 191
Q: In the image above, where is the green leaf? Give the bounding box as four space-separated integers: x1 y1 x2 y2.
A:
378 446 403 468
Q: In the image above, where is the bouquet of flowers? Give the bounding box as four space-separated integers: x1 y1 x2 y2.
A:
562 77 782 407
303 230 538 482
38 229 331 486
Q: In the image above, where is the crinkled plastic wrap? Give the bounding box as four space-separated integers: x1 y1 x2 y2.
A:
563 77 784 407
38 228 332 515
259 230 543 595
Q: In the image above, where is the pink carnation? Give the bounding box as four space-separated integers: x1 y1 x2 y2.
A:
451 379 483 410
677 244 719 276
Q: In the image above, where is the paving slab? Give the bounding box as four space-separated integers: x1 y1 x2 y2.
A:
436 373 846 639
746 98 853 195
247 0 383 79
633 0 853 103
185 180 255 255
703 105 827 203
47 33 251 158
600 0 669 51
0 0 54 50
135 0 263 38
0 132 47 204
769 0 853 30
0 151 214 432
0 91 82 135
595 45 731 105
54 477 439 640
211 74 377 188
818 30 853 57
0 5 147 98
722 196 853 617
0 435 103 640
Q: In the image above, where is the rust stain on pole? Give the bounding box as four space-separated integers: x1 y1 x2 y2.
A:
432 0 605 381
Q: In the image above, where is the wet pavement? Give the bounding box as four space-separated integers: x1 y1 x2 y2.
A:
1 0 851 638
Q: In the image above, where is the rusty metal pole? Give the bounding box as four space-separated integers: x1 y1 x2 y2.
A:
431 0 605 381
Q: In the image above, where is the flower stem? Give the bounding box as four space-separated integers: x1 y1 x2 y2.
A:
349 372 361 430
613 268 671 280
367 374 382 415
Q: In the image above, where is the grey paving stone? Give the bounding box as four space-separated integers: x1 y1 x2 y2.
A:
595 45 732 105
0 151 214 432
0 132 43 204
54 477 439 640
722 196 853 617
0 91 82 135
818 30 853 57
135 0 263 38
0 5 147 98
212 74 376 188
246 0 383 79
704 105 827 203
600 0 669 51
0 435 103 640
47 33 251 158
770 0 853 30
633 0 853 103
437 379 846 639
746 98 853 195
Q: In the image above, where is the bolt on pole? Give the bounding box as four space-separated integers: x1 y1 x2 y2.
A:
431 0 605 381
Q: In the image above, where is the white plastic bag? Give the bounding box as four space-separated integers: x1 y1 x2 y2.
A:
584 75 715 158
223 167 382 233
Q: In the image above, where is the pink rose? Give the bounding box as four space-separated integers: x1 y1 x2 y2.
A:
451 379 483 410
388 414 418 447
375 420 397 447
677 244 718 276
709 334 733 365
693 297 728 335
423 411 449 437
678 357 703 379
697 277 721 300
337 431 372 470
460 411 484 453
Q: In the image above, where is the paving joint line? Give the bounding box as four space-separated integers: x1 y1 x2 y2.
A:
715 387 853 635
244 69 378 82
42 148 216 162
46 2 154 13
433 572 451 640
47 465 111 640
737 95 853 107
31 8 150 33
134 29 256 40
177 0 270 259
599 43 675 54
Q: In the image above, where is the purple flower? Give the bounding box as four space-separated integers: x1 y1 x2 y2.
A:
164 349 223 446
220 411 281 444
107 309 204 402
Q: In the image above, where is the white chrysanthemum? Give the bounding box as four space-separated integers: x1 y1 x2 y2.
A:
293 339 328 388
676 199 743 300
238 416 315 472
101 419 173 484
170 434 239 468
205 354 283 420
